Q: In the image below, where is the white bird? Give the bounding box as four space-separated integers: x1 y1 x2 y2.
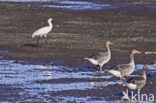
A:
32 18 53 45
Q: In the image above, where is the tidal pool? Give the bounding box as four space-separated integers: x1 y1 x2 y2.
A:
0 54 155 102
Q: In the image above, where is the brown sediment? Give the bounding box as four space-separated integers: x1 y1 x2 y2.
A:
0 1 155 102
0 2 155 67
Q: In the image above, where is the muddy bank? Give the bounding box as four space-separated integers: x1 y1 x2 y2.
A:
0 2 155 102
0 2 155 67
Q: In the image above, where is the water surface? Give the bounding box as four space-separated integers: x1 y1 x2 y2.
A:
0 0 112 10
0 53 155 102
2 0 156 11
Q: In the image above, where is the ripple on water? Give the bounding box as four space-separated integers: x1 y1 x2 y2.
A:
90 81 119 88
42 1 111 11
0 50 8 53
0 0 50 2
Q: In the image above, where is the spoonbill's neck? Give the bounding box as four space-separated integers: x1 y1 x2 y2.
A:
48 20 53 28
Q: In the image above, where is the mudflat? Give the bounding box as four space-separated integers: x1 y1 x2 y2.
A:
0 0 156 102
0 1 155 67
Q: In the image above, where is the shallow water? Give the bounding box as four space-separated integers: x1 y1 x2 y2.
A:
0 53 155 102
0 0 112 11
0 0 49 1
0 56 111 102
1 0 156 11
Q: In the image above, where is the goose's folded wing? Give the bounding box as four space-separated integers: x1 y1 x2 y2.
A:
87 55 99 60
99 52 108 57
127 77 145 85
87 52 107 61
97 52 108 60
111 64 131 71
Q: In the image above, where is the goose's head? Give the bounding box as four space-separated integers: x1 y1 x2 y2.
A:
106 41 114 45
132 49 141 54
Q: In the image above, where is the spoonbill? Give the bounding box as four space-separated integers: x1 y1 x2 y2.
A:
32 18 53 45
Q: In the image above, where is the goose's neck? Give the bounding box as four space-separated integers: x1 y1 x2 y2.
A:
129 53 135 65
142 70 146 80
48 21 52 28
106 44 111 54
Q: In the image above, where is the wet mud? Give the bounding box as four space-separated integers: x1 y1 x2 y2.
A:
0 0 156 102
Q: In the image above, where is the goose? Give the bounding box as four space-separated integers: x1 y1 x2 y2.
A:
84 41 113 72
124 65 149 96
32 18 53 45
107 49 141 83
